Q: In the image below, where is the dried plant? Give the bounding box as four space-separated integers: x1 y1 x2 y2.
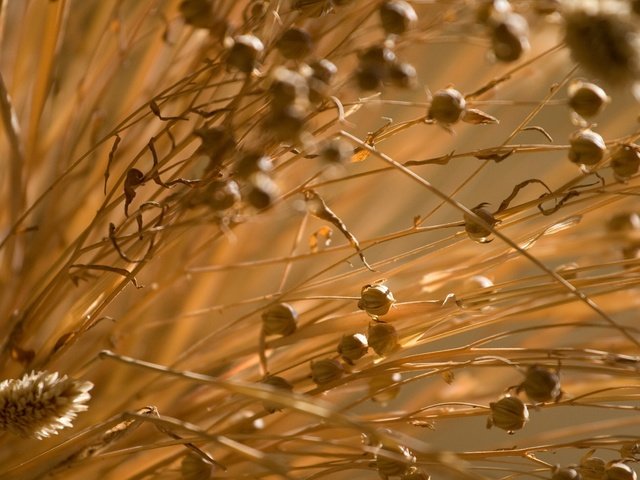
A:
1 0 640 479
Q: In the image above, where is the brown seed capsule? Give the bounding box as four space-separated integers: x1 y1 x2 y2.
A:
370 372 402 405
564 9 640 86
276 27 313 60
355 65 384 91
401 467 431 480
310 358 344 385
487 396 529 433
519 365 562 403
579 456 606 480
428 88 466 125
208 179 241 211
359 45 397 70
568 81 609 118
319 137 353 164
269 67 309 109
476 0 512 26
181 451 215 480
194 125 236 171
379 0 417 36
262 303 298 336
464 204 497 243
608 212 640 232
264 104 306 142
246 172 279 210
235 152 273 178
368 322 399 356
611 144 640 181
389 62 417 89
552 466 582 480
620 441 640 460
180 0 215 29
375 445 416 478
309 59 338 84
604 463 637 480
358 284 396 317
337 333 368 363
261 375 294 413
569 129 606 166
226 35 264 73
490 12 530 62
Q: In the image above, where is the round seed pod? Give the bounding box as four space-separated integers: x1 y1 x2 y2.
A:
487 396 529 433
181 451 214 480
520 365 562 403
264 104 306 142
552 466 582 480
246 173 279 210
235 152 273 178
310 59 338 84
464 204 497 244
359 45 397 70
620 442 640 459
604 463 637 480
569 129 606 166
368 322 399 356
389 61 417 89
490 12 530 63
319 137 353 164
476 0 512 26
358 284 396 317
428 88 466 125
608 212 640 232
226 35 264 73
375 445 416 478
261 375 294 413
355 65 384 91
208 179 241 211
379 0 417 36
262 303 298 336
611 144 640 181
276 27 313 60
337 333 368 363
579 456 606 480
564 9 640 86
310 358 344 385
370 372 402 405
269 67 309 109
180 0 215 29
568 81 609 118
194 125 236 169
401 467 431 480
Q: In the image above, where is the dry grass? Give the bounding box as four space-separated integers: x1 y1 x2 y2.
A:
1 0 640 479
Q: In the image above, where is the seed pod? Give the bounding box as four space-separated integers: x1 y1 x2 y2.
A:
579 456 606 480
194 126 236 171
564 9 640 86
355 65 384 91
370 372 402 405
269 67 309 109
246 172 279 210
487 396 529 433
552 466 582 480
611 144 640 181
264 104 306 142
208 179 241 211
620 442 640 460
226 35 264 73
569 129 606 166
428 88 466 125
235 152 273 178
379 0 417 36
389 62 417 89
319 137 353 164
310 358 344 385
261 375 294 413
401 467 431 480
368 322 399 356
358 284 396 317
464 204 497 243
309 59 338 84
375 445 416 478
604 463 637 480
490 13 530 62
519 365 562 403
180 0 215 29
276 27 313 60
262 303 298 336
476 0 512 26
568 81 609 118
359 45 397 70
608 212 640 232
337 333 368 363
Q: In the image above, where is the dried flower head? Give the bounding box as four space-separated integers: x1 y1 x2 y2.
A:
0 371 93 439
487 395 529 434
